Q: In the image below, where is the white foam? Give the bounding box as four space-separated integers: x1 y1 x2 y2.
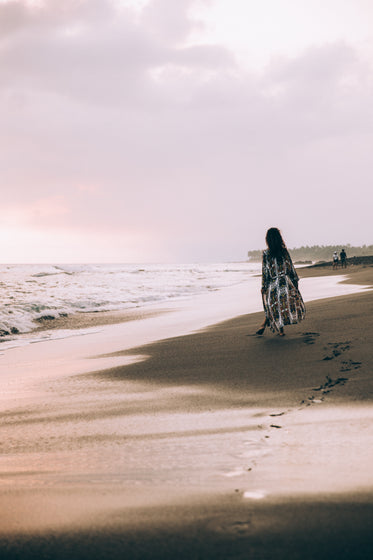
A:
0 262 260 338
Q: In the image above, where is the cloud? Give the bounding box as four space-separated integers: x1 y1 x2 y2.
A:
0 0 372 262
2 196 70 227
0 0 225 106
140 0 203 43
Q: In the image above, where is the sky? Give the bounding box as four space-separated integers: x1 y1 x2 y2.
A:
0 0 372 263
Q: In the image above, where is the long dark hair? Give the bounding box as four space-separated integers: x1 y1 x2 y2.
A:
266 227 287 260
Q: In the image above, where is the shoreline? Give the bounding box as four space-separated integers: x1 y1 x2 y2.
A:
0 263 370 350
0 266 372 558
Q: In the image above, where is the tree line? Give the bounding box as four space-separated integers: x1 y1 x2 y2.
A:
247 244 373 263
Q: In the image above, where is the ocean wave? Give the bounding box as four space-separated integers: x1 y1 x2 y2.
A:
0 262 260 340
31 271 73 278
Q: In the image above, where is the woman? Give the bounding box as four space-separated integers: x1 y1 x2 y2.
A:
256 227 305 336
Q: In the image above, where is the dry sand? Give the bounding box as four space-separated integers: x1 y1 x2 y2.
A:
0 264 372 559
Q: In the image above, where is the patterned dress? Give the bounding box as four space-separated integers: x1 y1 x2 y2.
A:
261 249 306 333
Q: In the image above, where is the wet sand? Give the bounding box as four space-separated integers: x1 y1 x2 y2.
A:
0 265 372 558
30 261 373 332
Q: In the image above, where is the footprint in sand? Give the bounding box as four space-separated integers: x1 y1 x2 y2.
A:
301 332 320 345
313 375 349 393
223 468 248 478
340 360 362 372
308 396 324 404
322 341 351 360
300 395 324 405
206 517 254 535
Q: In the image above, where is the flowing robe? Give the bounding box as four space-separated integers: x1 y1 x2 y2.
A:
261 249 306 332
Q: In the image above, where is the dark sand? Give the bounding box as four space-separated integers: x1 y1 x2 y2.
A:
0 265 372 559
1 493 372 560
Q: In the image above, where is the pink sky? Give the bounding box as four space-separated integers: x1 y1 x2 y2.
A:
1 0 372 263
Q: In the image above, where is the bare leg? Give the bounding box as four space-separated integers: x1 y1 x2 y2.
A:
256 318 268 335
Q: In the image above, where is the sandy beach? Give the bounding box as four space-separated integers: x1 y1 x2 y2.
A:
0 264 372 559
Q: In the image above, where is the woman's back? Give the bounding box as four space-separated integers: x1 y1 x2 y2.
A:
262 248 297 289
259 228 305 335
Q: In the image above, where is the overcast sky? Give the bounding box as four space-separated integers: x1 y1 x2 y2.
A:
1 0 372 263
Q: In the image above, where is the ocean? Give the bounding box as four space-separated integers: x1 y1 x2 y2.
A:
0 262 260 342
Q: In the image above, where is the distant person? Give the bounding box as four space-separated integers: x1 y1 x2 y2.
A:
340 248 347 268
332 251 339 269
256 227 306 337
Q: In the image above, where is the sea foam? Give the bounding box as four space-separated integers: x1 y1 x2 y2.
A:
0 262 260 339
